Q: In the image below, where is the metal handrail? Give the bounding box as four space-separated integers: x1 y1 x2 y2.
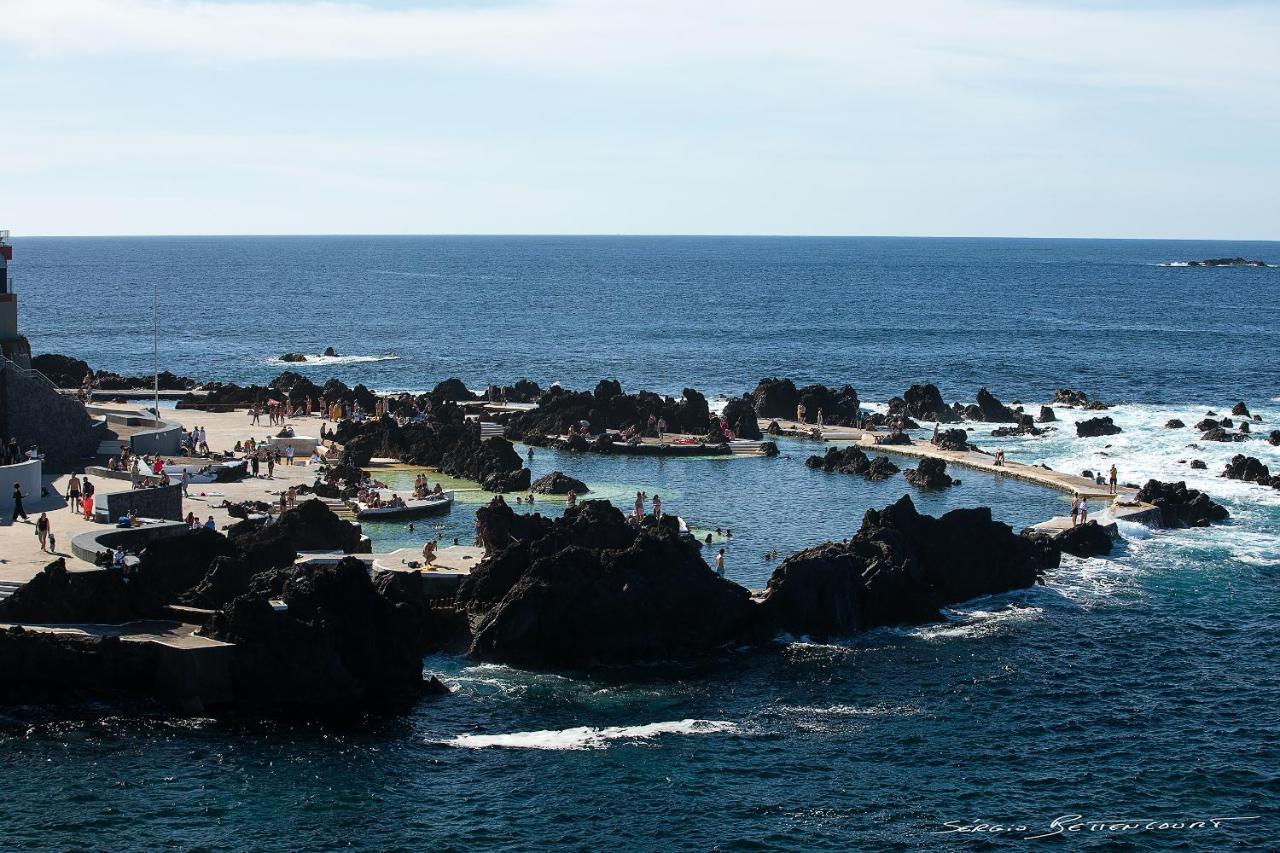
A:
0 352 61 392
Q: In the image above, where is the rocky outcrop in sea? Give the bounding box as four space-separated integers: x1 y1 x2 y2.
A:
1136 479 1230 528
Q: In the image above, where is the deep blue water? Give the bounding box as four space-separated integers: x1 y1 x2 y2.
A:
3 237 1279 850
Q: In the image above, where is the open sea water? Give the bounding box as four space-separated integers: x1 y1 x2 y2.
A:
3 237 1278 850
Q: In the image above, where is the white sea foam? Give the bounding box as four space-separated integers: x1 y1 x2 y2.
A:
778 703 919 717
265 353 400 366
439 718 737 750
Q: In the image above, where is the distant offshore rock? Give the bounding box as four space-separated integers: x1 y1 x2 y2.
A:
279 352 307 362
323 346 338 357
1165 257 1270 267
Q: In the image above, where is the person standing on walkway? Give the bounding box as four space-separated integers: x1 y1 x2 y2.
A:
35 512 50 551
633 491 644 521
1070 494 1080 526
796 401 807 424
11 482 29 523
652 493 663 520
657 417 668 441
266 452 275 479
1108 464 1118 495
67 473 82 513
251 451 261 478
180 470 190 497
816 409 824 429
285 444 295 467
1079 498 1088 525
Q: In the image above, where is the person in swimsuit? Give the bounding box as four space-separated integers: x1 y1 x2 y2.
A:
66 473 82 513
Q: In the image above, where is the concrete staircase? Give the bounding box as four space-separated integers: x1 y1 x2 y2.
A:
0 579 24 601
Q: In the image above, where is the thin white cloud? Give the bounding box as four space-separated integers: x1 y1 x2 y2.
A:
2 0 1277 106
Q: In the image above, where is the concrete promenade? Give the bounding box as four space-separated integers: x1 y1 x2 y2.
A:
763 418 1160 529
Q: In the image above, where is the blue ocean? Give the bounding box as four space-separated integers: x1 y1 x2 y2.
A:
3 237 1278 849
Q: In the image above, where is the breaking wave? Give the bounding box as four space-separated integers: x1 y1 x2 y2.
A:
437 719 737 750
264 353 400 366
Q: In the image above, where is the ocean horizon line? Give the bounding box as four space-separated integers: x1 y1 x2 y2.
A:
10 232 1280 244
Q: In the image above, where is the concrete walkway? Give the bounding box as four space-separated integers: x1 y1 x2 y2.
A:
764 418 1160 530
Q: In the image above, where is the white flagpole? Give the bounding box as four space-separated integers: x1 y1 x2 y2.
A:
153 287 160 422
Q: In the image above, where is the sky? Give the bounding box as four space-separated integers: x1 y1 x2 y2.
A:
0 0 1277 238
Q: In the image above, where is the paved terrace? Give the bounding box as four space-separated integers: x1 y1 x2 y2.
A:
0 403 338 586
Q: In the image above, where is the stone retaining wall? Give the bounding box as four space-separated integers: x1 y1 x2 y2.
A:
0 363 99 470
98 484 184 523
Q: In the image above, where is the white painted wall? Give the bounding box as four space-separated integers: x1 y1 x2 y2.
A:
0 458 43 511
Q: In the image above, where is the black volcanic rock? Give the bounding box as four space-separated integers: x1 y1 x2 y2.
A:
1038 406 1056 423
486 379 542 403
1076 416 1121 438
460 500 756 668
1231 402 1251 417
1201 427 1247 443
750 378 800 419
891 383 958 423
794 384 861 426
1222 455 1278 488
935 428 973 452
1136 479 1229 527
805 446 899 480
904 457 957 488
722 396 763 440
1189 459 1207 470
1165 419 1185 429
31 353 92 387
972 387 1016 422
430 378 476 405
1053 389 1089 407
1270 430 1280 446
472 496 556 556
1184 257 1267 267
204 556 428 713
322 346 338 357
531 471 589 494
1053 520 1114 558
503 382 718 444
279 352 307 363
756 496 1053 642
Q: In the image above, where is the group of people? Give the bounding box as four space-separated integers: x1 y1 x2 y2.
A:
183 512 218 531
1069 494 1090 526
795 403 825 429
65 472 96 520
412 474 444 500
250 400 295 426
182 425 210 457
632 490 663 521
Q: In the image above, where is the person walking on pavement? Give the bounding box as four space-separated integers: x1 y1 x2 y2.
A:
11 481 29 523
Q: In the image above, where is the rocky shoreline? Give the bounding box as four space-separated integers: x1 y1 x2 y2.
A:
6 355 1247 720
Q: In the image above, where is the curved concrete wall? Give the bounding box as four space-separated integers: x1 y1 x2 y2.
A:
130 418 183 456
70 520 190 564
0 458 41 510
